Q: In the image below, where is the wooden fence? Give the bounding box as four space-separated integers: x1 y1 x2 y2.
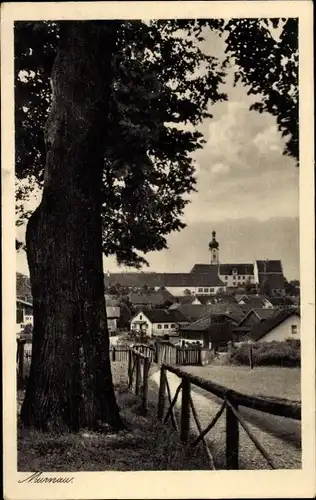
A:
127 347 151 415
157 363 301 470
155 341 201 366
110 346 129 362
16 338 203 389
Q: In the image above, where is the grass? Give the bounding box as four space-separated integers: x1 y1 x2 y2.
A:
182 364 301 402
18 361 209 471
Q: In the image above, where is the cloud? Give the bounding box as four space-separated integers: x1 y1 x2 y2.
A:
186 99 298 223
211 162 230 175
253 124 281 153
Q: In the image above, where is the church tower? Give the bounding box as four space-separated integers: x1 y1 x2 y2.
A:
209 230 219 265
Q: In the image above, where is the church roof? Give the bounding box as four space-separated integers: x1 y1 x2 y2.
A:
190 264 217 274
256 260 283 273
105 270 225 288
219 264 254 275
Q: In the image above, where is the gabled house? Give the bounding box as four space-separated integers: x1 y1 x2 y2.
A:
169 295 202 309
130 309 188 337
249 310 300 342
236 308 277 329
194 295 217 305
236 295 273 309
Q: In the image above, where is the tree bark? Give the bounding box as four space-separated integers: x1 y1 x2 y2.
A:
21 21 123 432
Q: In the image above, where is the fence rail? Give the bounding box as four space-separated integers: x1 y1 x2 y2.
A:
157 363 301 470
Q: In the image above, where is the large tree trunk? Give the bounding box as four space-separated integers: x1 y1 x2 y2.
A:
21 22 123 432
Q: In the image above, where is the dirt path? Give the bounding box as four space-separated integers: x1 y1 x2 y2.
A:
150 369 301 470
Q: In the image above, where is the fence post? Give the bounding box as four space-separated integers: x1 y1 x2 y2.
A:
112 346 116 362
141 357 150 416
198 346 202 365
157 365 166 420
180 377 190 443
226 398 239 470
17 339 25 390
128 349 132 386
135 355 141 395
249 346 254 369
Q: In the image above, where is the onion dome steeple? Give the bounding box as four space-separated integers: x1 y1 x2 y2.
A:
209 230 219 264
209 230 219 250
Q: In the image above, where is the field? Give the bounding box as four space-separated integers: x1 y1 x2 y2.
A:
182 364 301 402
17 362 209 472
179 363 301 469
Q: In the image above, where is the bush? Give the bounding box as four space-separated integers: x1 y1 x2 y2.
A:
230 339 300 367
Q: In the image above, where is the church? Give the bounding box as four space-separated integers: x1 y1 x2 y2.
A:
105 231 286 297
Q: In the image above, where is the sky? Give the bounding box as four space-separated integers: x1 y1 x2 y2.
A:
16 25 300 280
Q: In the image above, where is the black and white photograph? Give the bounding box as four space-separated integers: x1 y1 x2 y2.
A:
2 1 315 499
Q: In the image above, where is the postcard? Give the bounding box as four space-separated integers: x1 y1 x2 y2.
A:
2 1 315 499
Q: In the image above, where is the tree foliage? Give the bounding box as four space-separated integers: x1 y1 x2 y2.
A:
15 19 226 266
222 18 298 163
15 18 299 266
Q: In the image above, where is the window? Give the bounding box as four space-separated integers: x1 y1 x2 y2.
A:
210 288 214 292
225 276 228 279
198 287 203 292
157 324 162 329
237 276 241 280
291 325 298 335
243 276 245 279
204 288 208 292
139 315 142 320
164 324 169 329
171 323 176 328
233 282 236 286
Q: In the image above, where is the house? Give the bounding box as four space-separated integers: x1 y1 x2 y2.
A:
174 302 245 324
169 294 217 309
128 288 175 309
16 298 33 334
269 297 297 310
194 295 217 305
235 294 273 308
130 309 188 337
179 314 234 348
236 308 277 330
249 310 300 342
169 296 202 309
